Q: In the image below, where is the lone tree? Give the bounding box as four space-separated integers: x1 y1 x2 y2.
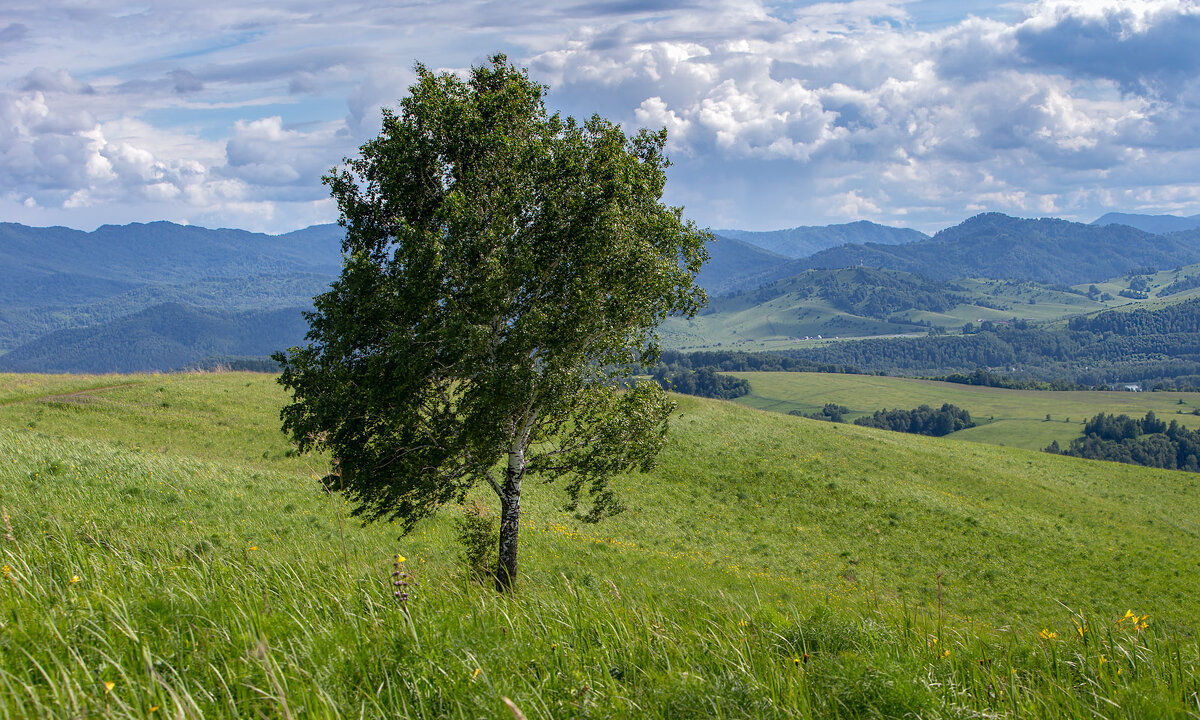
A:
275 56 708 591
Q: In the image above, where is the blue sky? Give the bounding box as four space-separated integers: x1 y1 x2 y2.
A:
1 0 1199 234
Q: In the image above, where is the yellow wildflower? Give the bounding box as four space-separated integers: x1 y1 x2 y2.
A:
471 668 482 680
2 565 10 578
103 681 114 694
69 575 80 584
149 707 159 713
942 649 951 658
1038 629 1058 640
396 554 405 563
249 546 257 551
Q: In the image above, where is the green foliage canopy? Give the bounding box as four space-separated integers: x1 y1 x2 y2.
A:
274 56 708 588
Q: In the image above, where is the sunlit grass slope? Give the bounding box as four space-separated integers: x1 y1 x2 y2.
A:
731 371 1200 451
2 372 1199 717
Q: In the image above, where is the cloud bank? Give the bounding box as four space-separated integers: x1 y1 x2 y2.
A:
1 0 1199 232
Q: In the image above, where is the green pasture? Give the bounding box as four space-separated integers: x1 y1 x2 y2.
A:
731 371 1200 451
2 372 1199 717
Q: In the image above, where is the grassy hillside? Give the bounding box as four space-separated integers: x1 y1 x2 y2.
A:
2 373 1199 717
730 371 1200 450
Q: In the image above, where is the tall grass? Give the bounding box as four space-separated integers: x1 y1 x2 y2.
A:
2 426 1199 718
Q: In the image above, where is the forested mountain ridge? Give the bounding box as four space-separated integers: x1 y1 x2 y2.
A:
792 213 1200 284
0 303 310 373
716 220 927 258
694 235 806 295
0 221 343 356
0 221 344 285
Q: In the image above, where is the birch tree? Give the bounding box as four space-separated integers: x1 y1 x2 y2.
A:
275 55 708 591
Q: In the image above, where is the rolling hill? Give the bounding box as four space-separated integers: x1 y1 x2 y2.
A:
660 267 1105 351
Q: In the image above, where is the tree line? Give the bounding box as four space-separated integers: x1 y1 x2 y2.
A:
788 402 975 437
1047 411 1200 473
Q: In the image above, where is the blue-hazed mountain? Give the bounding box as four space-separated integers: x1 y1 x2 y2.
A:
0 221 344 287
0 221 344 352
1092 212 1200 234
715 220 927 259
0 303 310 374
792 213 1200 285
696 235 806 296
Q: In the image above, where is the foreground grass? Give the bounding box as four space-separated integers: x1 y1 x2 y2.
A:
731 371 1200 451
2 372 1200 717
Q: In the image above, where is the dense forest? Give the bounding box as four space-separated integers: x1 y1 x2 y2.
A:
1068 298 1200 335
653 350 861 375
1047 411 1200 473
930 369 1084 391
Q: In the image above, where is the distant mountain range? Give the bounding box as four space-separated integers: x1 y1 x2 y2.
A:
789 213 1200 285
0 221 343 358
3 212 1200 372
1092 212 1200 234
715 220 927 258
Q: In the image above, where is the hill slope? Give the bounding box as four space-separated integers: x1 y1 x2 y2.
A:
2 373 1198 717
795 213 1200 284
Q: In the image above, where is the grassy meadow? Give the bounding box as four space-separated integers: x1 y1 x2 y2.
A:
2 372 1199 718
731 371 1200 451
